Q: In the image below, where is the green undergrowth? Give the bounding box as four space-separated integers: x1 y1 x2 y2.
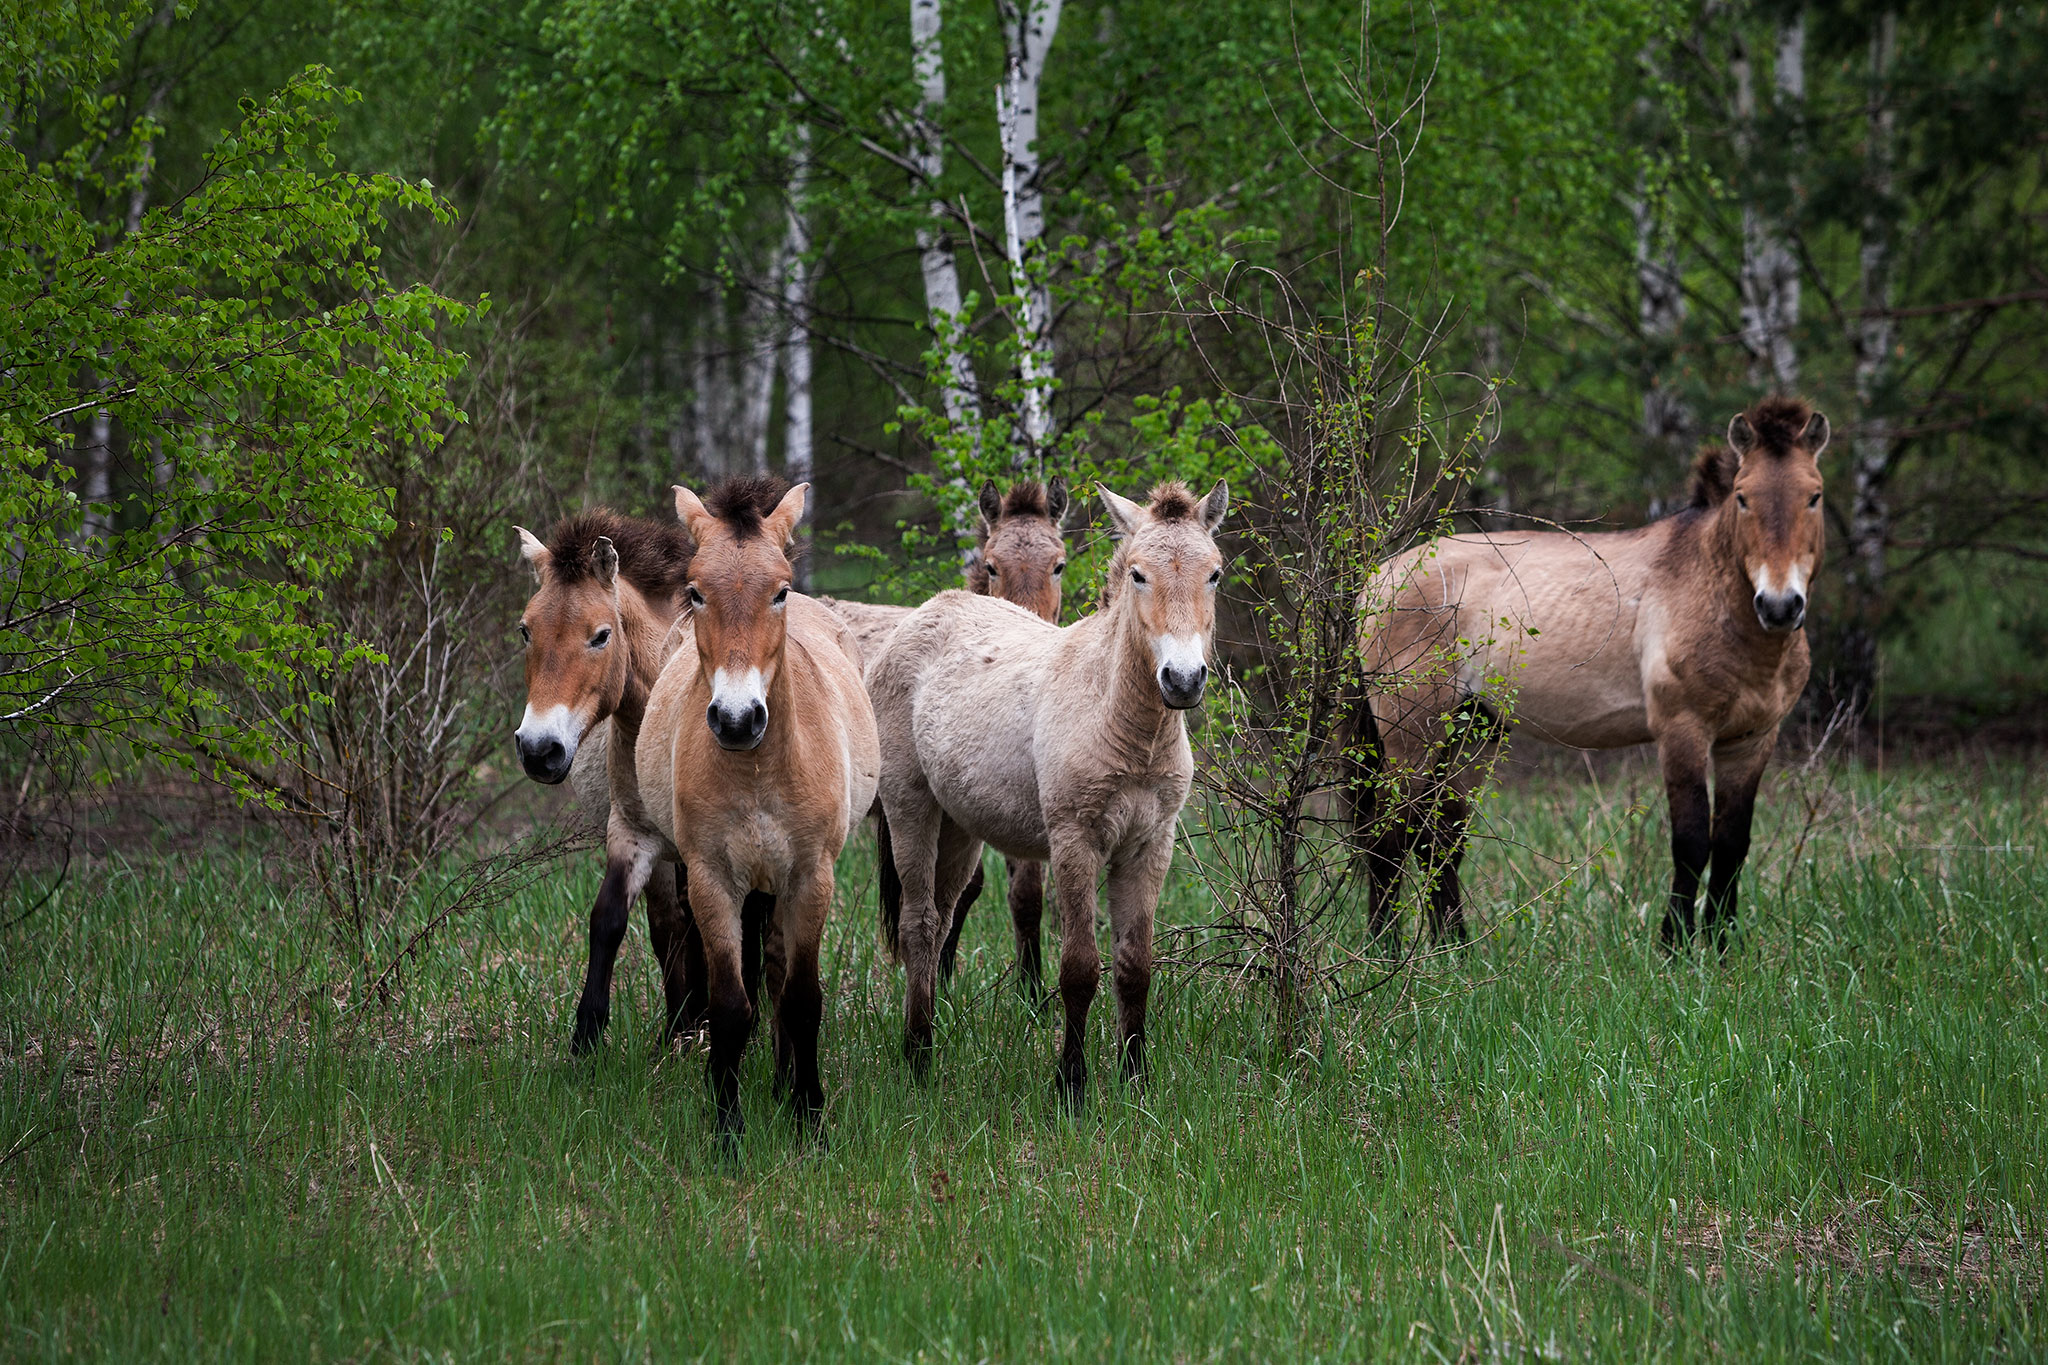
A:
1 755 2043 1360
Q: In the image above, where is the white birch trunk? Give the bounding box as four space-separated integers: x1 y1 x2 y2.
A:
1734 13 1805 391
910 0 980 431
782 123 816 587
1846 9 1898 702
997 0 1061 465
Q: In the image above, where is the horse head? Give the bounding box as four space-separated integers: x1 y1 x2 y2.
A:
674 477 808 752
968 476 1070 621
1724 398 1828 634
1100 479 1229 709
512 520 634 784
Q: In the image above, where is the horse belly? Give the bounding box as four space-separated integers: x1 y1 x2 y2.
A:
914 670 1049 861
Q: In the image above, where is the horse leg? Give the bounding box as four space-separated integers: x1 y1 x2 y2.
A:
1706 731 1776 952
573 847 656 1053
644 863 699 1044
686 874 751 1145
1047 835 1105 1110
875 809 904 958
1008 858 1047 1006
938 857 986 982
1656 727 1714 950
1417 794 1472 945
1105 834 1173 1086
883 786 947 1072
771 859 834 1126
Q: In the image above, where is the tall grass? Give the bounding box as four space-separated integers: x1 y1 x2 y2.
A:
0 755 2042 1360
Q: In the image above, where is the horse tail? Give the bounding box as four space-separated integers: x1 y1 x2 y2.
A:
875 810 903 960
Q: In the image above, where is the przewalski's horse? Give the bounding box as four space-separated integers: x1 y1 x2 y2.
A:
827 478 1071 994
512 510 710 1052
1357 396 1828 949
868 480 1228 1107
635 479 879 1140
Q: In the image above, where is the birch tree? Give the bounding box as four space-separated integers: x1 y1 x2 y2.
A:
910 0 980 431
996 0 1062 465
1732 10 1804 390
1842 10 1897 705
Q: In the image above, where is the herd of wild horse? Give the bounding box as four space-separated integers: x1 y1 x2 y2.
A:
511 395 1832 1140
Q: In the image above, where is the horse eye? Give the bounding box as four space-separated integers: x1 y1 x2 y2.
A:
589 627 611 648
686 585 704 607
1130 569 1147 585
1808 492 1822 509
987 562 1000 576
1053 561 1066 576
1207 568 1222 586
773 585 789 606
1736 494 1749 511
518 623 530 644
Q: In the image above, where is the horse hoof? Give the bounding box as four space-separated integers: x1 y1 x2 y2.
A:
571 1013 607 1055
1052 1068 1086 1114
902 1033 934 1081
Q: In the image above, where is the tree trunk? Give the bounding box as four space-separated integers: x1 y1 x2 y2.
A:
1733 11 1804 391
910 0 980 433
782 124 816 588
1842 10 1898 714
997 0 1062 466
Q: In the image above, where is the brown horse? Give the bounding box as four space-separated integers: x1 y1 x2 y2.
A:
1357 396 1828 949
512 510 709 1051
867 480 1228 1106
634 479 879 1139
825 478 1071 994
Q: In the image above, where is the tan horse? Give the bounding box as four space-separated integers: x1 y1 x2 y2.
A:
824 478 1071 993
634 478 879 1139
1358 396 1828 949
868 480 1228 1106
511 510 713 1051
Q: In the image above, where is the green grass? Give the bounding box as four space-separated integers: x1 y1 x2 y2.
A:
2 754 2044 1361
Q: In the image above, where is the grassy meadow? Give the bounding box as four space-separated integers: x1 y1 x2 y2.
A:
1 748 2043 1360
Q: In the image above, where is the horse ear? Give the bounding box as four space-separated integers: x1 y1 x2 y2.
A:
1801 411 1830 456
977 478 1003 531
1727 413 1758 463
673 485 715 544
515 526 551 579
590 535 618 591
765 482 809 549
1099 485 1144 539
1196 479 1230 534
1045 475 1069 525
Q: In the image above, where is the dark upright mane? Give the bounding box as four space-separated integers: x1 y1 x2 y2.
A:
700 474 791 542
997 480 1052 521
1145 482 1200 522
1744 396 1817 455
1686 396 1820 510
545 509 693 592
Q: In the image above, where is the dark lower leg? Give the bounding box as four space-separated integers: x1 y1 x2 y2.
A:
706 975 751 1142
1705 786 1759 950
1365 827 1407 949
647 866 702 1042
773 952 825 1120
1662 768 1712 950
573 862 633 1053
1009 860 1046 1003
938 859 985 981
1420 801 1470 945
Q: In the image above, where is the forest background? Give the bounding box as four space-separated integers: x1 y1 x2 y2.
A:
4 0 2045 871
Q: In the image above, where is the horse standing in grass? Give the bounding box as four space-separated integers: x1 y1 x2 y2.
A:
634 479 878 1139
1356 397 1828 949
867 480 1228 1106
511 510 713 1052
825 477 1071 995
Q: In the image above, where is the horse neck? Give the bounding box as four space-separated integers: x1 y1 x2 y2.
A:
1086 589 1183 763
609 581 674 734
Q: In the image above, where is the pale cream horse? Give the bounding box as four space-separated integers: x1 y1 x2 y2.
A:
1358 397 1828 949
633 477 879 1140
823 477 1072 993
868 480 1228 1106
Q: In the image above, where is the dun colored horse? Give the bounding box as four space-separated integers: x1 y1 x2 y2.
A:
825 477 1071 993
868 480 1228 1106
1357 397 1828 949
634 479 879 1138
512 509 711 1051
